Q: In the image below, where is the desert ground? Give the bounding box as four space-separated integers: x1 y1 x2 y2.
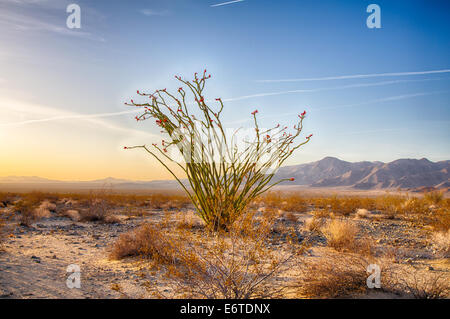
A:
0 189 448 299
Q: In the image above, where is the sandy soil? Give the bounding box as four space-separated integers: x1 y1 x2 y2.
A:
0 208 448 299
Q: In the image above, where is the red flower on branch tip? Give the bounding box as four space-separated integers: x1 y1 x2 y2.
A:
290 178 295 181
131 99 134 104
137 90 140 94
306 134 313 139
215 98 221 101
123 146 128 150
251 110 258 115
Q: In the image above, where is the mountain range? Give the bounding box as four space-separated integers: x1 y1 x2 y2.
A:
0 157 448 192
276 157 449 190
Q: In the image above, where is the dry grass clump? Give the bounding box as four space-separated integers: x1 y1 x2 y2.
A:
304 216 326 233
430 230 450 258
430 207 450 232
424 191 444 205
321 219 373 256
297 252 375 298
110 223 176 262
355 208 370 219
78 195 120 224
14 200 40 226
0 192 15 207
321 219 358 251
175 210 205 230
255 192 307 213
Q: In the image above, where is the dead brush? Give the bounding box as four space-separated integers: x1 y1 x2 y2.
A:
384 266 450 299
159 211 305 299
424 190 444 205
112 211 306 298
14 200 40 227
78 193 120 223
296 252 377 298
109 223 177 262
430 230 450 258
304 216 326 233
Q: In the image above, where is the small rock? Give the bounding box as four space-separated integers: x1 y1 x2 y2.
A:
428 266 434 271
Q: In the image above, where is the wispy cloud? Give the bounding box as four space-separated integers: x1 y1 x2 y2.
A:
222 77 447 102
211 0 245 8
0 98 153 138
257 69 450 83
140 9 170 16
224 90 448 125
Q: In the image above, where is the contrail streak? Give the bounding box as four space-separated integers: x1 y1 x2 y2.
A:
0 109 139 127
211 0 244 7
257 69 450 83
224 90 448 125
222 77 445 102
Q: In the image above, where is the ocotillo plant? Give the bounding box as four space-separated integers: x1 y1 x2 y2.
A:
124 70 312 230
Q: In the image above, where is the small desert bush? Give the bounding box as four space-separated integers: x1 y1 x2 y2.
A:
430 230 450 258
430 207 450 232
384 267 450 299
424 191 444 205
297 252 376 298
78 193 120 223
0 192 15 207
355 208 370 219
304 216 325 233
321 219 374 255
321 219 358 252
110 223 176 262
112 211 304 298
14 200 39 226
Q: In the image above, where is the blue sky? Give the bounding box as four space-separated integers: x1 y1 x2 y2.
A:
0 0 449 180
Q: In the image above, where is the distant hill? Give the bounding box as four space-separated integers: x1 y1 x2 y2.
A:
1 157 448 192
276 157 450 191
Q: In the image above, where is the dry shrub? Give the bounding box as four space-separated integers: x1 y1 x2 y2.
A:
0 192 15 207
256 192 307 213
15 200 39 226
304 216 325 233
176 210 205 230
321 219 358 251
321 219 373 255
78 195 119 223
430 230 450 258
384 266 450 299
431 207 450 232
424 191 444 205
110 223 176 262
162 212 302 298
112 211 304 298
355 208 370 219
312 209 330 218
297 252 376 298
